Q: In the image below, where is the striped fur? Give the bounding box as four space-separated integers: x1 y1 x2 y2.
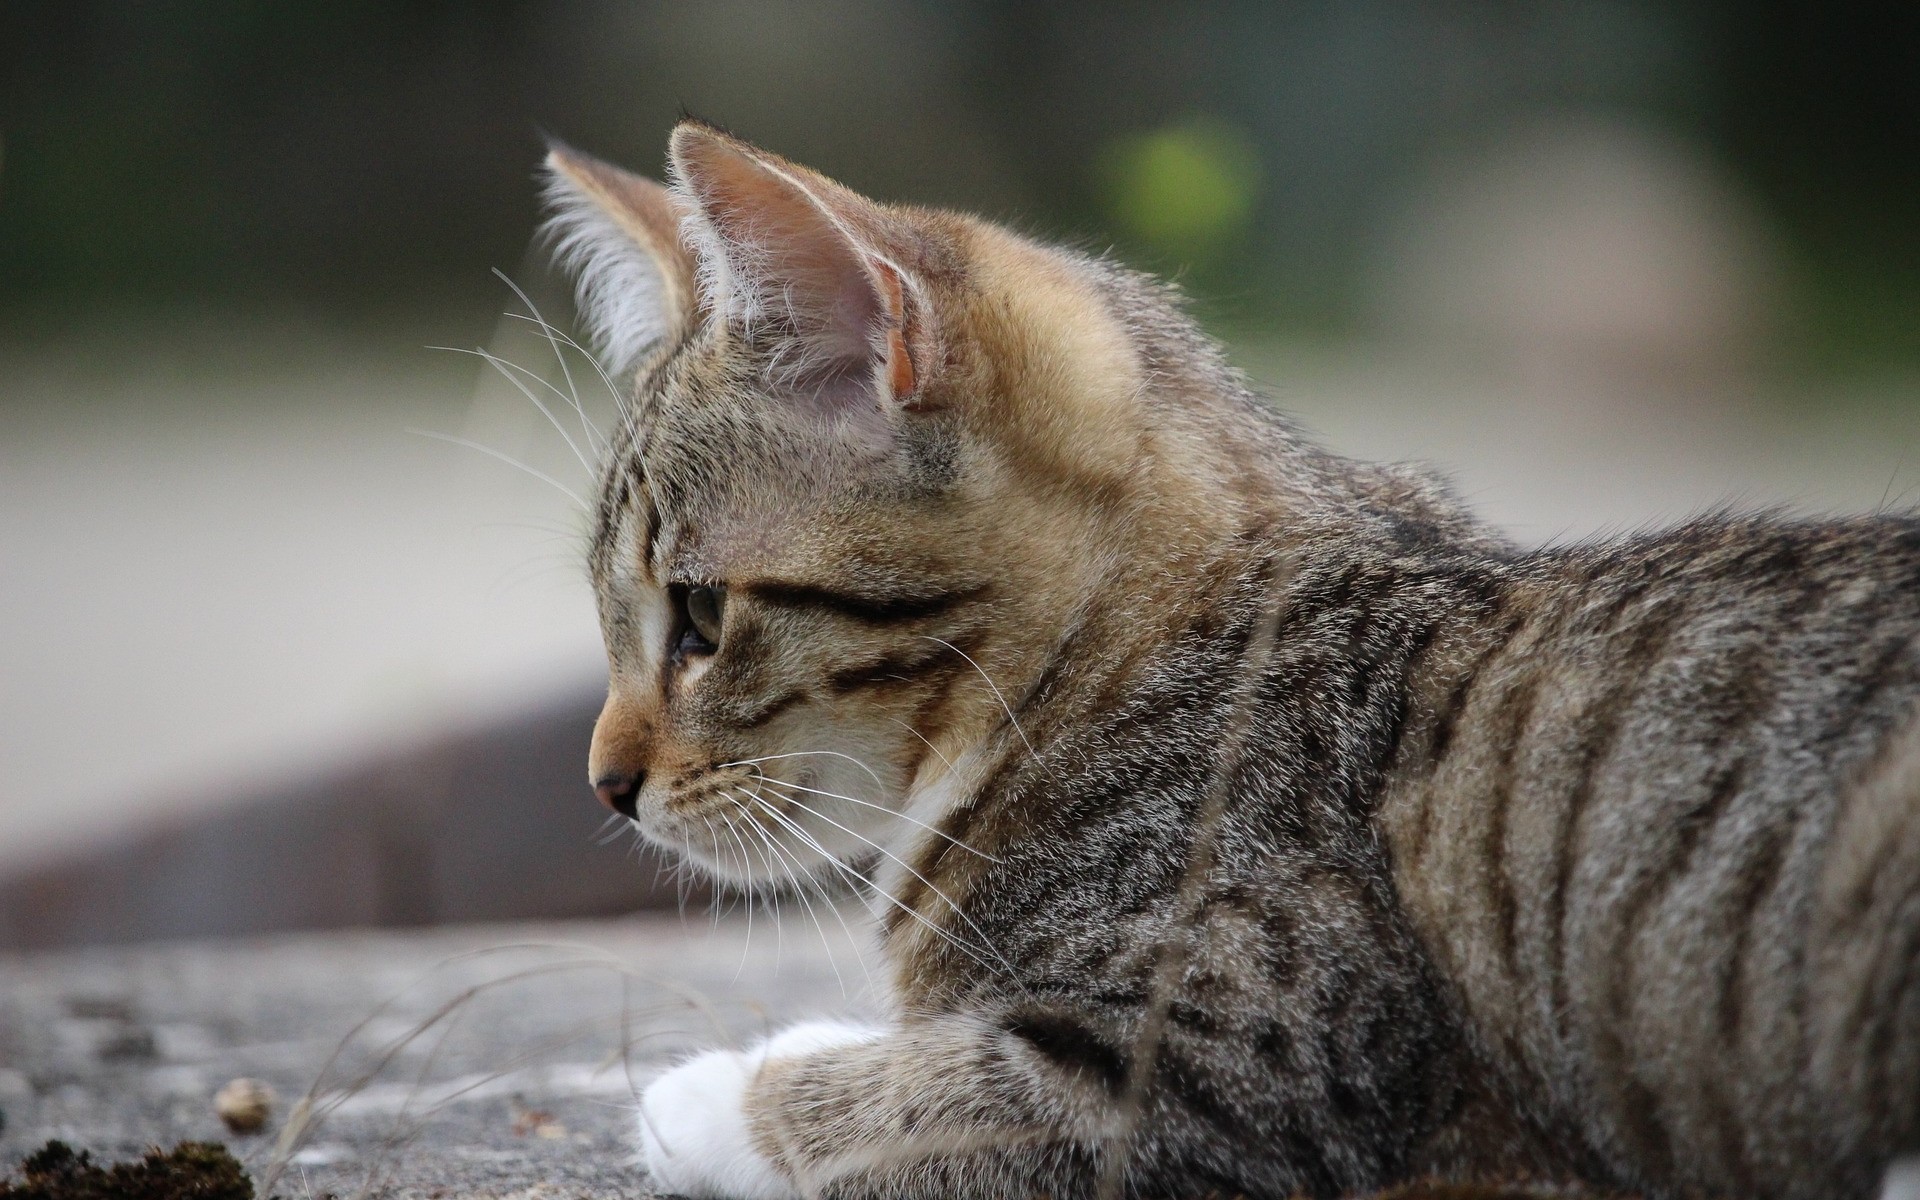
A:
552 123 1920 1199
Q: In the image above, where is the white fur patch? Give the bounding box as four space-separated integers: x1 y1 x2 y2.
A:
638 1020 882 1198
1883 1158 1920 1200
872 741 989 916
672 190 758 335
756 1018 884 1059
541 169 674 380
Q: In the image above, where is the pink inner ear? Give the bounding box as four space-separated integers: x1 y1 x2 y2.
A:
672 131 898 406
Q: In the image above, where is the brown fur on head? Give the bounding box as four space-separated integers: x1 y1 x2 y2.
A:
545 122 1240 886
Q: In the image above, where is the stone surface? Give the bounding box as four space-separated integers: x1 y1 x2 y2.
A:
0 913 872 1198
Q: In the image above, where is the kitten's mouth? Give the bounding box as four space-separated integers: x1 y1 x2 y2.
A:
642 754 915 887
642 771 804 880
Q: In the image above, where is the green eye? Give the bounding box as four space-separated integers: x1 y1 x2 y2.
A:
684 584 726 650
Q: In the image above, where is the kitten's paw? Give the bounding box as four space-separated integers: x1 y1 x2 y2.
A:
639 1046 791 1199
638 1022 881 1199
1882 1157 1920 1200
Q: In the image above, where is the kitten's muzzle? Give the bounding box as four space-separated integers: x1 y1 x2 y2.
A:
594 770 643 818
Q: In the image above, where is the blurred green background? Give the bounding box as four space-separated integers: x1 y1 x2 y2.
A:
3 1 1918 943
3 1 1915 365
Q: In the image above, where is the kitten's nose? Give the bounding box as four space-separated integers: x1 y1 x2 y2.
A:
594 771 642 818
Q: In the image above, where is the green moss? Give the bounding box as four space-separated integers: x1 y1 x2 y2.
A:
0 1141 252 1200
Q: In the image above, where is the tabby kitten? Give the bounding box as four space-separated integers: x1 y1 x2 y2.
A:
541 122 1920 1200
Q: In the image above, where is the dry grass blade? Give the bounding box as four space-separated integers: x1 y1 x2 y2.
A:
255 942 739 1196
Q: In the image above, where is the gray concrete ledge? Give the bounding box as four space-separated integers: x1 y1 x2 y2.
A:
0 913 867 1198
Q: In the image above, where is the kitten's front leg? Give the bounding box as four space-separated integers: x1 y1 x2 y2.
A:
641 1014 1121 1199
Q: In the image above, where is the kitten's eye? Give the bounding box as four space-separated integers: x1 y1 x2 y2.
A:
682 584 727 652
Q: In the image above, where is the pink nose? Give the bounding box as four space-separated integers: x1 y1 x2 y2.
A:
594 771 641 818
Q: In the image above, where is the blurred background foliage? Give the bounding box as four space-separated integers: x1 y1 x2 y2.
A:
1 0 1915 371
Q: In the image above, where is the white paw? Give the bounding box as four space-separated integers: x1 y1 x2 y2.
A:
1883 1157 1920 1200
638 1021 881 1199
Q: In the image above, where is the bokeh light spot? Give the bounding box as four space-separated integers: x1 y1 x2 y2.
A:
1098 118 1261 262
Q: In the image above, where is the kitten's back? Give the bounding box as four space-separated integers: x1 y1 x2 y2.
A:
1380 514 1920 1199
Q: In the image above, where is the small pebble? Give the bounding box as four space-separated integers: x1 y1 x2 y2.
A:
510 1099 569 1139
213 1077 276 1134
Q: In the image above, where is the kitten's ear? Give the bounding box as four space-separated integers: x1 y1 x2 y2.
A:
668 123 919 411
542 141 699 378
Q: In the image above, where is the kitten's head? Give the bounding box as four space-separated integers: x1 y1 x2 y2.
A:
545 122 1208 887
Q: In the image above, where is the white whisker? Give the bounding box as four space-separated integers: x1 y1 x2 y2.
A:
712 806 761 982
729 796 787 969
736 791 877 995
500 311 629 412
747 791 1006 985
675 841 699 921
887 716 957 774
752 772 1000 864
722 750 886 791
748 779 1021 984
438 341 594 453
594 814 636 847
490 267 606 452
726 793 850 997
405 429 589 511
700 815 728 930
429 345 595 476
919 636 1046 770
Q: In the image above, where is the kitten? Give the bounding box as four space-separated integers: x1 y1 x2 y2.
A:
539 121 1920 1199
